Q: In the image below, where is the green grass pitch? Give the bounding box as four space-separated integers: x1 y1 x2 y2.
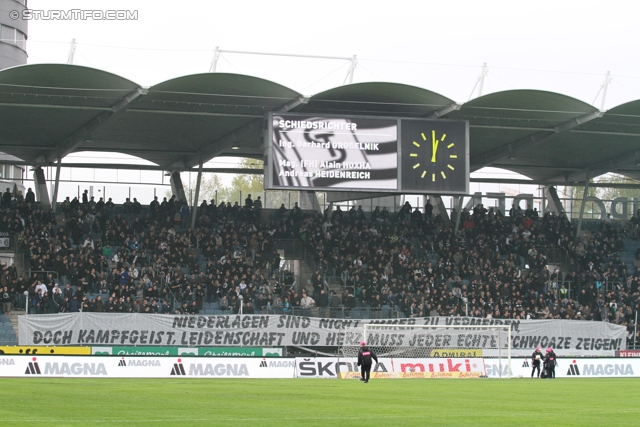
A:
1 378 639 426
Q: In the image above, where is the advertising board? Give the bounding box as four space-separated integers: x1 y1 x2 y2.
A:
91 347 283 357
486 358 640 378
0 356 295 378
294 357 485 378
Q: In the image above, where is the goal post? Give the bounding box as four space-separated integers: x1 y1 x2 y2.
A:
339 323 512 378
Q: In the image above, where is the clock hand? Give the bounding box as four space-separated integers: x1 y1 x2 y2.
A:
431 130 438 163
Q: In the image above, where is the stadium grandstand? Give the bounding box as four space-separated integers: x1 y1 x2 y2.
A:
4 5 640 426
0 63 639 352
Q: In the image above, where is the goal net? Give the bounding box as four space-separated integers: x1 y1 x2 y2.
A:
338 323 512 378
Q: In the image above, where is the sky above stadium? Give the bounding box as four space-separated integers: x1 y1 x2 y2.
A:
24 0 640 109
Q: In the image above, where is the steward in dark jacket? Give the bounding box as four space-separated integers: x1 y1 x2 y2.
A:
531 347 543 378
357 341 378 383
544 348 557 379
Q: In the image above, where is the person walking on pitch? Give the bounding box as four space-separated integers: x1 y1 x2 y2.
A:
531 347 543 378
357 341 378 383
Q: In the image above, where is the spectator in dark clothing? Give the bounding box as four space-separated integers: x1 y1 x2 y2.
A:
25 188 36 203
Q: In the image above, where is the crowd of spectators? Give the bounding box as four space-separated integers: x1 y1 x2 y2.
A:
0 185 639 344
1 188 281 317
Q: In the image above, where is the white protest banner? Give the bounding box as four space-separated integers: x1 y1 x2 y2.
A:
19 314 627 356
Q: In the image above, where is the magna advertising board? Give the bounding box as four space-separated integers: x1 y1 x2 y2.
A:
266 114 469 194
0 356 295 378
485 358 640 378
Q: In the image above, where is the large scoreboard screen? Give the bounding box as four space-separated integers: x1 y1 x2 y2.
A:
265 113 469 194
267 114 399 190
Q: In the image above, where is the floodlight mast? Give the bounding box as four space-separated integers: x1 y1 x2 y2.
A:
209 46 221 72
599 71 612 111
67 38 76 65
592 70 612 111
208 48 357 85
477 62 488 97
345 55 357 85
468 62 488 101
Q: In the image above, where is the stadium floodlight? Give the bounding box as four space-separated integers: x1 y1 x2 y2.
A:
339 323 512 378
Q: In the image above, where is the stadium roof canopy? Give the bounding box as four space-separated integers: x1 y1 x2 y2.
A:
1 63 640 185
